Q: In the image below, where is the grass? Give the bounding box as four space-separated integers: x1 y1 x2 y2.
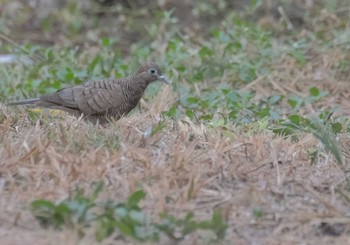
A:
1 0 350 244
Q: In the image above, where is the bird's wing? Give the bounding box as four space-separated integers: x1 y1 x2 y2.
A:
40 80 124 115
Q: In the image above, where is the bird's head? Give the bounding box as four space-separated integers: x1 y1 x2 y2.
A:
136 63 170 84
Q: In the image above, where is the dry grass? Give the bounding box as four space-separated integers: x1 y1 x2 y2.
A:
1 1 350 244
1 73 350 244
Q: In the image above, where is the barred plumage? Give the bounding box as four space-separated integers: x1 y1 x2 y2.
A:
7 63 169 124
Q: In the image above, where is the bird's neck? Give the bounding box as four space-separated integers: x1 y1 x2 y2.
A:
121 75 148 93
133 75 149 87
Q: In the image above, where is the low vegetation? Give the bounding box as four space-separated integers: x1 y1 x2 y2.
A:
1 0 350 244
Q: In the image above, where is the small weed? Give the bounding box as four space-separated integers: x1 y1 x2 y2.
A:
252 207 264 219
272 113 343 164
31 184 227 243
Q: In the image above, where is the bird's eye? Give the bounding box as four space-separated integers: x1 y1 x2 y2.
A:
149 69 156 74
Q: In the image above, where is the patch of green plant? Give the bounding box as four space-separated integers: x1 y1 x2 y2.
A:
164 86 283 126
31 183 227 243
150 121 167 136
155 210 227 242
31 182 103 230
287 86 328 111
162 83 336 137
188 15 275 84
272 113 343 164
252 207 264 219
1 41 125 100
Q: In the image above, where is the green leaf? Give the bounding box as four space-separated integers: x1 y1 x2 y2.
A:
163 106 179 119
31 200 56 210
96 218 116 241
31 200 71 229
91 182 104 201
52 80 62 89
288 114 302 125
269 111 281 120
182 212 193 222
199 46 214 59
55 203 72 217
255 108 270 118
224 42 242 54
151 122 166 136
309 86 320 97
167 40 178 52
268 95 282 104
115 206 128 217
200 114 213 121
185 109 194 119
88 55 101 74
102 37 110 47
331 122 342 134
287 99 298 108
127 190 146 207
45 49 54 61
129 210 146 224
115 71 123 78
211 210 227 239
114 219 136 238
288 50 306 65
228 110 237 120
187 97 199 104
65 68 75 80
239 65 257 82
252 207 264 218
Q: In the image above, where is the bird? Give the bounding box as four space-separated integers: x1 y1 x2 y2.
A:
7 63 170 124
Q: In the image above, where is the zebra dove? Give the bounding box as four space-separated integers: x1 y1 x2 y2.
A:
7 63 169 123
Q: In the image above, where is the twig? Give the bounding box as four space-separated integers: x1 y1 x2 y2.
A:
278 6 294 30
0 32 45 63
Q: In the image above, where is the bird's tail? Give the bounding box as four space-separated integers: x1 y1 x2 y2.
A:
7 98 40 106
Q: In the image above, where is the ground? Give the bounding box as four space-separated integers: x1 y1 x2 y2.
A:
1 0 350 244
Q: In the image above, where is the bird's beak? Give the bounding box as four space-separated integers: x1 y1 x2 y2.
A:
158 75 170 84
